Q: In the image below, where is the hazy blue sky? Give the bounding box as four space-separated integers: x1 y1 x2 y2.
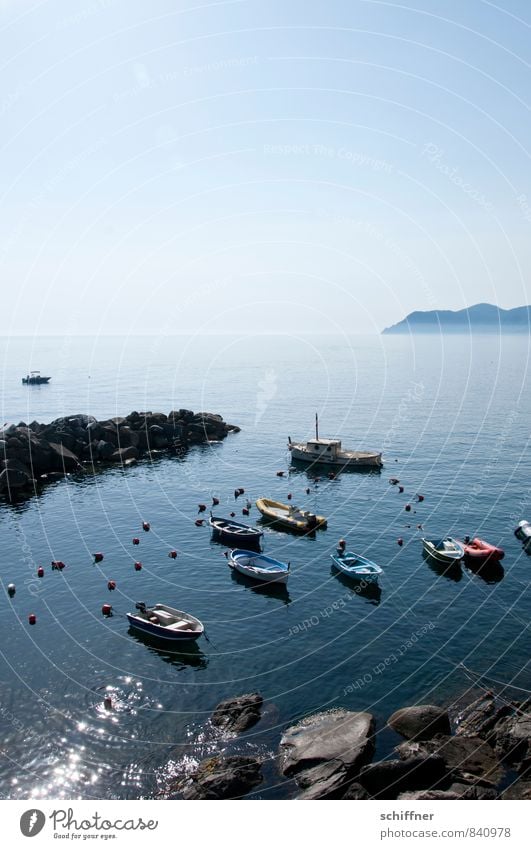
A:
1 0 531 335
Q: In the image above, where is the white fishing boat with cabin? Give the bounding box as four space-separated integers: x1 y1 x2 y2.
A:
288 414 382 469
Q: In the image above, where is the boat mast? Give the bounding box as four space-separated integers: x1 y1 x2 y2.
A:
315 412 319 440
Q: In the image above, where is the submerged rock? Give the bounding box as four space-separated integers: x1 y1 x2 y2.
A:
211 693 263 734
387 704 451 741
180 755 262 800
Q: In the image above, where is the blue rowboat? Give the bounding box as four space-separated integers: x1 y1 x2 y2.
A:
127 602 204 642
330 551 383 582
228 549 290 585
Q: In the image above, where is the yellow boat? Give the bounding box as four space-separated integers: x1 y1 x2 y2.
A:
255 497 327 533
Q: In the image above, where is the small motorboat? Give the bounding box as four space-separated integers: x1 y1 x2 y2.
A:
256 497 327 533
422 537 464 564
330 551 383 582
22 371 51 385
209 515 263 547
227 549 290 585
464 537 504 562
515 520 531 548
126 602 204 641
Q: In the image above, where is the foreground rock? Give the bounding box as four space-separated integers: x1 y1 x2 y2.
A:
0 410 239 497
357 755 447 799
211 693 263 734
180 755 262 799
396 735 503 786
388 704 451 741
279 709 375 799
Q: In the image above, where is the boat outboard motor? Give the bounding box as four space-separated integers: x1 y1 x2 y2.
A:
307 513 318 530
514 520 531 542
135 602 147 613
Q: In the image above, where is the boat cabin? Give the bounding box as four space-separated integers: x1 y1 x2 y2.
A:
304 438 342 460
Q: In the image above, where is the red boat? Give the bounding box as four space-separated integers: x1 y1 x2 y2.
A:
464 537 504 562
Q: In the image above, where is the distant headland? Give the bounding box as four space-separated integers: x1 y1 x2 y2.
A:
382 303 531 334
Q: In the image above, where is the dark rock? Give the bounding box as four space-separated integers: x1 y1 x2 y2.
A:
446 780 498 799
211 693 263 734
0 466 32 491
341 782 370 800
357 755 447 799
181 755 262 800
388 705 451 741
110 446 139 463
96 440 115 460
500 779 531 799
279 709 374 799
48 442 81 471
396 734 503 784
494 711 531 769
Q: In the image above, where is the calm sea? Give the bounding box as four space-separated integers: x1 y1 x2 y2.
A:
0 333 530 799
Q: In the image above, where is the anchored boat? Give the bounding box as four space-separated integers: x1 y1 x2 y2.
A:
464 537 504 563
22 371 51 385
127 602 204 642
256 497 327 533
330 551 382 582
227 549 290 585
209 515 263 548
288 413 382 469
422 537 464 565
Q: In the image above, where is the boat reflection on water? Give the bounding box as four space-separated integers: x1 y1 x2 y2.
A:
229 567 292 605
331 567 382 605
423 551 463 582
127 628 208 669
464 559 505 584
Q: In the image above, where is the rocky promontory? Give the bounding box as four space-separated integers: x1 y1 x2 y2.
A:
163 691 531 799
0 410 239 497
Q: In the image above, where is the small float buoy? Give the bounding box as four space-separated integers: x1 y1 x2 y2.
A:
51 560 66 570
230 512 236 518
246 500 252 509
417 524 423 530
7 583 16 596
168 550 178 559
103 695 113 711
93 552 104 563
242 507 250 516
416 494 425 502
102 603 112 616
287 493 292 500
234 489 239 499
28 613 37 625
107 580 116 591
134 561 142 571
198 504 206 513
276 471 285 477
132 537 140 545
328 472 336 480
238 488 245 495
398 486 404 493
142 521 150 532
389 477 399 485
195 519 205 526
397 537 404 547
405 503 411 512
305 487 311 495
212 497 220 506
37 567 44 578
338 538 347 552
